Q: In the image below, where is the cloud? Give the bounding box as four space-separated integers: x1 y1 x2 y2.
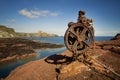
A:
7 19 16 22
50 13 59 16
19 9 59 19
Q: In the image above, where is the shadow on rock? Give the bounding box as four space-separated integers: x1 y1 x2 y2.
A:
44 54 73 65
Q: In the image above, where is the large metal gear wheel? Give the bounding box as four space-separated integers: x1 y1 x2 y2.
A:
64 23 94 55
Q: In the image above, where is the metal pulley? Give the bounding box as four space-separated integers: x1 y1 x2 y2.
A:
64 10 94 56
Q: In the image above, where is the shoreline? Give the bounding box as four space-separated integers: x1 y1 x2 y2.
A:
0 37 64 65
0 53 38 65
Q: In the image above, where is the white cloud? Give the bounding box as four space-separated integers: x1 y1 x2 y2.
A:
7 19 16 22
19 9 38 18
18 9 59 19
50 13 59 16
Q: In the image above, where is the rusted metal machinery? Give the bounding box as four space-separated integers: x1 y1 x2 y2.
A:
64 10 94 60
64 10 120 79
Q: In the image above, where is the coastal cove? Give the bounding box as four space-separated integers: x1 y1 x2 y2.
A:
0 36 113 78
0 47 66 78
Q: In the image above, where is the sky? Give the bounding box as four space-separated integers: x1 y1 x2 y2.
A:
0 0 120 36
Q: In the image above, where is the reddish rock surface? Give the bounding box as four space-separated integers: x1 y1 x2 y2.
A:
3 35 120 80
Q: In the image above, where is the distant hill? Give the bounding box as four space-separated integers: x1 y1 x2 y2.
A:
16 31 58 37
0 25 58 38
37 31 58 37
0 25 16 38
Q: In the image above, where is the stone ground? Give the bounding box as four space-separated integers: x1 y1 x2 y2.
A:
2 36 120 80
4 48 120 80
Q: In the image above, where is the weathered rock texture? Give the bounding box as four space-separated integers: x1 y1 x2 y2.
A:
0 38 64 64
3 34 120 80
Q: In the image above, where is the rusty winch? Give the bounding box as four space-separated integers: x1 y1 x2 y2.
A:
64 10 94 60
63 11 120 79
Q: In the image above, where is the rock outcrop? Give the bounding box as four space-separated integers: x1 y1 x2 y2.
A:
111 33 120 40
0 38 64 64
0 25 16 38
4 34 120 80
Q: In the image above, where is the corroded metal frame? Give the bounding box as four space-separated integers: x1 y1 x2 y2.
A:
64 10 94 58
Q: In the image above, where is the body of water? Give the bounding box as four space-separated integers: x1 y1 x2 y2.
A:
25 36 113 44
0 36 113 78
